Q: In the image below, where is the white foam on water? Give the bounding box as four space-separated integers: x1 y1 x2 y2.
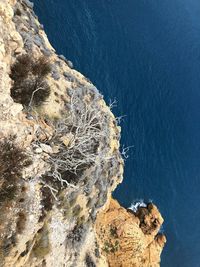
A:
128 199 147 213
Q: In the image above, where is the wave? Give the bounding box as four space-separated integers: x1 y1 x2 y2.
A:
158 224 165 234
128 199 147 213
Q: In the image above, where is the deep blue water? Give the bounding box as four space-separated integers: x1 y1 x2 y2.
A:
32 1 200 266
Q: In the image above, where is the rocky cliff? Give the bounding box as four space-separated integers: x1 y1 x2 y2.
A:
96 199 166 267
0 1 166 266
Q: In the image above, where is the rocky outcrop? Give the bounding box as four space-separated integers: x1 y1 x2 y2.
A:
96 199 166 267
0 0 165 266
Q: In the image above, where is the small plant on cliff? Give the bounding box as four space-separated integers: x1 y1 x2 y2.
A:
85 253 96 267
103 240 119 254
10 54 51 107
110 225 118 238
0 137 32 203
66 223 87 246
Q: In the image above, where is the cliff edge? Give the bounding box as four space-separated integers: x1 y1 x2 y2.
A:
0 0 166 266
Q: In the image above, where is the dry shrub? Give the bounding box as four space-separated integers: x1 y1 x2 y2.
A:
85 254 96 267
10 54 51 107
47 86 111 187
32 56 51 77
0 137 32 203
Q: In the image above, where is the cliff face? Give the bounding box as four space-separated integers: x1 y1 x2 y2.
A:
0 1 165 266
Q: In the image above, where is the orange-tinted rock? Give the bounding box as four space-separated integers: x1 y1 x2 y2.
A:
95 198 166 267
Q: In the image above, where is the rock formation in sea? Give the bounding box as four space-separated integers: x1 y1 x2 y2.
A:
0 0 166 266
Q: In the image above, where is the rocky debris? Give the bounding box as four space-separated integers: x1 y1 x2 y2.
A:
96 198 166 267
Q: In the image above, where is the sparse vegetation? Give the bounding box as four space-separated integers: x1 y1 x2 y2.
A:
10 54 51 107
66 224 87 246
103 240 119 254
1 234 16 257
16 212 27 234
32 225 50 258
72 204 82 218
85 253 96 267
0 137 32 203
77 215 85 226
39 186 54 222
110 225 118 238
